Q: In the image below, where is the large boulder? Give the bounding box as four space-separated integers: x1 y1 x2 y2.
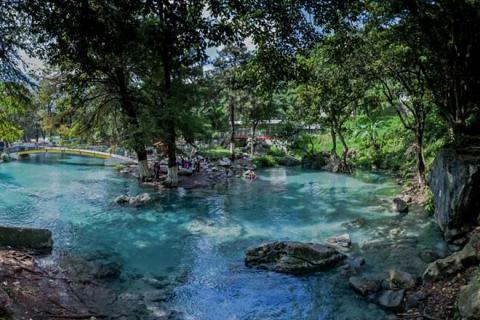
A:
429 148 480 239
423 232 480 281
457 271 480 320
245 241 346 275
0 225 53 253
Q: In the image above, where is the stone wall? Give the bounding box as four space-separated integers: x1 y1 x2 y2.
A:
429 148 480 239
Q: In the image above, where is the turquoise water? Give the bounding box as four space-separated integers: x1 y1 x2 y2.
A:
0 155 447 319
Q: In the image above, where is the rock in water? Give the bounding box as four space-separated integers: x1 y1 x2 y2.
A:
0 225 52 253
429 148 480 238
114 195 130 204
387 270 417 289
348 276 381 296
129 193 152 206
376 289 405 309
392 198 408 213
328 234 352 248
342 218 367 229
114 193 152 206
245 241 346 275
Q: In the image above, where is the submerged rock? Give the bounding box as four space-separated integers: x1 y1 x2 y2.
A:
342 218 367 229
392 198 408 213
376 289 405 309
114 193 152 206
428 148 480 238
0 225 52 253
94 262 122 280
245 241 346 275
340 256 366 276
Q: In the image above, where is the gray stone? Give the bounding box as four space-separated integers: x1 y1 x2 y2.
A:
114 195 130 204
115 193 152 206
376 289 405 309
392 198 408 213
245 241 346 275
342 218 367 229
423 232 480 281
0 225 52 253
387 270 417 289
349 276 382 296
340 257 365 276
405 291 426 309
0 287 12 315
328 233 352 248
457 271 480 320
428 148 480 238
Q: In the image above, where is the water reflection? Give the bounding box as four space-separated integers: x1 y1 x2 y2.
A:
0 155 446 319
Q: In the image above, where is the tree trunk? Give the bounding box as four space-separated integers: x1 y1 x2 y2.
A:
250 122 257 157
165 122 178 187
162 45 178 187
115 66 151 181
330 126 337 157
229 102 235 161
337 128 349 165
136 147 150 181
415 127 427 187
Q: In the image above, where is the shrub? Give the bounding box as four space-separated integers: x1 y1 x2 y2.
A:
199 147 230 160
424 188 435 215
267 146 287 157
1 153 11 162
253 155 278 168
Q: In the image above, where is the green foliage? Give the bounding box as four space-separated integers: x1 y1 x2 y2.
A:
289 134 328 158
253 155 278 168
198 147 231 160
267 146 287 157
424 189 435 215
1 153 11 162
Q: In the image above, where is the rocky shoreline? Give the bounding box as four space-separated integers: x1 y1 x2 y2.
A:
118 156 258 190
1 147 478 319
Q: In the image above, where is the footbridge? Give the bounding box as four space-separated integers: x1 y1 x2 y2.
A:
9 146 137 166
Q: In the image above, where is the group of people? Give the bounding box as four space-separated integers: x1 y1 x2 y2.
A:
153 156 203 180
244 168 257 180
178 156 202 173
152 154 256 182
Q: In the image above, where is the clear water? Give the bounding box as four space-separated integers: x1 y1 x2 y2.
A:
0 154 447 320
